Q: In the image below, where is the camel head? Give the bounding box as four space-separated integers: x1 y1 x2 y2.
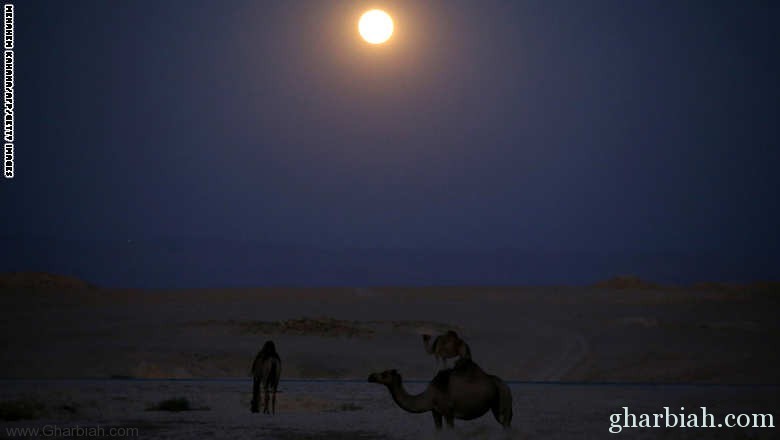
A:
367 369 401 386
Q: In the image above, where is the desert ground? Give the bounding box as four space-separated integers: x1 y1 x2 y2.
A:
1 275 778 438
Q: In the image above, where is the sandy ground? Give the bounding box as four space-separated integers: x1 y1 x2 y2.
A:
0 379 777 439
0 286 777 382
0 285 778 437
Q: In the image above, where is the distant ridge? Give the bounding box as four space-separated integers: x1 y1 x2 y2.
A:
594 275 780 293
690 281 780 293
2 236 778 288
0 272 95 289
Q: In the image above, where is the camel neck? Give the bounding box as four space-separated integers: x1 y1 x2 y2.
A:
387 380 432 414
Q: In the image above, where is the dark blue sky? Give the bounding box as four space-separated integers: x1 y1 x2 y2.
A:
1 1 778 286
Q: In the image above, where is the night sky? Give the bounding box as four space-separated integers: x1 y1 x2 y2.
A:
1 1 778 287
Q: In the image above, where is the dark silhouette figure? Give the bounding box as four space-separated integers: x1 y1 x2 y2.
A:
250 340 281 414
368 358 512 430
422 330 472 369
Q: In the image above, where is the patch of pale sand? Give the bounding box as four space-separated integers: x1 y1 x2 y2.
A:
1 285 778 383
235 391 340 413
185 318 459 339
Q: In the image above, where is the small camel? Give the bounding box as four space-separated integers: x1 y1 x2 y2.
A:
422 330 471 368
368 358 512 430
250 340 281 414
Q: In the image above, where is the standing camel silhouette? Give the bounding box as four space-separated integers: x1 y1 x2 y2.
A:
422 330 471 369
250 340 281 414
368 358 512 430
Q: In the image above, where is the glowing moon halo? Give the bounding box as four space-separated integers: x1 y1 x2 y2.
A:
358 10 393 44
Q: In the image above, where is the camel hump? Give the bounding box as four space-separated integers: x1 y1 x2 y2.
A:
446 330 459 337
260 340 278 356
252 341 281 376
431 368 454 392
256 351 281 365
454 357 478 371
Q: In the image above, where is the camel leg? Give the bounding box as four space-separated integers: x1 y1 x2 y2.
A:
263 386 271 414
251 377 260 413
444 413 454 429
432 411 443 430
492 405 512 428
491 405 505 426
271 387 277 415
494 379 513 428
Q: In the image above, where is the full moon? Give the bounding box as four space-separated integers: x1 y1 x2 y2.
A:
358 10 393 44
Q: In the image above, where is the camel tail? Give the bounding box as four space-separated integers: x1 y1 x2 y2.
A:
496 377 513 428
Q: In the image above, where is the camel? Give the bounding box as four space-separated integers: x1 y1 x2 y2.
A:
368 358 512 430
250 340 281 414
422 330 471 368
